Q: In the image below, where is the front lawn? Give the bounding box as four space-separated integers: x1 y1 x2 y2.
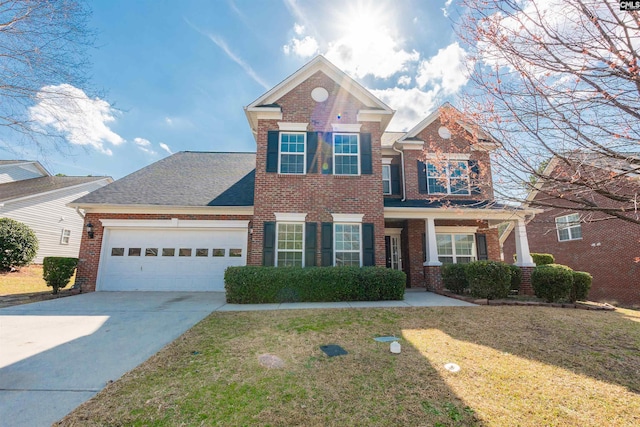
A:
56 306 640 426
0 264 51 295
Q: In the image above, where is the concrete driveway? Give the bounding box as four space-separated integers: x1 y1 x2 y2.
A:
0 292 226 427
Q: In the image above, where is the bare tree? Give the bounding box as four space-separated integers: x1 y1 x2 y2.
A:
449 0 640 224
0 0 94 151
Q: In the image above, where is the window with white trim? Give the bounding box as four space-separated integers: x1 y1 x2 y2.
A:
60 229 71 245
436 234 476 264
334 223 361 266
334 133 359 175
276 223 304 267
556 213 582 241
382 164 391 195
427 161 470 195
279 132 306 174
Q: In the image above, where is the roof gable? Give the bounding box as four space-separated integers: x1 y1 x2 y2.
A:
244 55 394 134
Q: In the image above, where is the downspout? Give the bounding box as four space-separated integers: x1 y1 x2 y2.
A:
392 142 406 201
75 206 85 219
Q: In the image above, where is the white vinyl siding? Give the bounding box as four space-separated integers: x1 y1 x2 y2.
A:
556 213 582 241
0 163 46 184
0 180 109 262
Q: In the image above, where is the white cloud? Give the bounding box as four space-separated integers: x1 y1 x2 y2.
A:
442 0 453 17
416 42 470 94
164 117 173 125
325 26 419 79
397 75 412 86
134 137 156 155
28 84 124 155
283 27 319 58
159 142 173 155
371 87 438 131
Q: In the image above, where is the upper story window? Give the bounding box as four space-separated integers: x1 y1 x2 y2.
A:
382 165 391 195
279 132 306 174
556 213 582 242
276 222 304 267
60 229 71 245
437 234 476 264
333 133 360 175
425 161 470 195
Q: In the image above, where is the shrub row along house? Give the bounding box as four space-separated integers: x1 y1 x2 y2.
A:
0 160 111 262
70 56 538 293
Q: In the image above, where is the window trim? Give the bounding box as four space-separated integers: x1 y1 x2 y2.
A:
333 133 360 176
555 213 582 242
278 131 307 175
426 160 471 196
333 222 363 267
436 233 477 264
60 229 71 245
275 222 305 267
382 164 392 195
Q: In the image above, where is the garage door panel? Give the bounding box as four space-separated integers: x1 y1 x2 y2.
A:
99 228 247 292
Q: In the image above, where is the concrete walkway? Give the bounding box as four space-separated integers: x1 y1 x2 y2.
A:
0 290 472 427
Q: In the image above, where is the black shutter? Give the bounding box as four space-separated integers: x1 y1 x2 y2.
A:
422 232 427 263
321 132 333 175
469 159 481 195
476 233 488 260
362 223 375 266
418 160 428 194
305 222 317 267
390 164 401 195
306 132 318 174
384 235 391 268
321 222 333 266
266 131 279 173
360 133 372 174
263 222 276 266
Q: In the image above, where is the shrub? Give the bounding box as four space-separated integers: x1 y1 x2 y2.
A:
225 266 406 303
43 257 78 294
0 218 39 271
508 264 522 292
513 253 555 265
441 263 469 294
531 264 573 303
570 271 592 302
466 261 512 300
532 253 555 265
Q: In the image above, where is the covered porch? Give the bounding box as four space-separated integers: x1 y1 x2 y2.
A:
383 200 538 294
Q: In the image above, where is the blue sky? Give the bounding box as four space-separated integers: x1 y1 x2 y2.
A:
10 0 470 179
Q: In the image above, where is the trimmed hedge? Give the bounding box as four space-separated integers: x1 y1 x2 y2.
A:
531 264 573 303
43 257 78 295
513 252 555 265
570 271 592 302
508 264 522 292
441 263 469 294
466 261 512 300
225 266 406 303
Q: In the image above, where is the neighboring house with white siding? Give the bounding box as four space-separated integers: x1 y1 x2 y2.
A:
0 161 112 263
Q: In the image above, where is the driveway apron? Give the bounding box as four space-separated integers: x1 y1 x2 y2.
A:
0 292 225 427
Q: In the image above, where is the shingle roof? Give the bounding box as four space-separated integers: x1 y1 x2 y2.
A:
383 198 516 210
72 152 256 207
0 176 109 202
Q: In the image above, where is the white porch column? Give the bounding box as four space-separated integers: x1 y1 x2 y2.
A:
514 219 535 267
423 217 442 266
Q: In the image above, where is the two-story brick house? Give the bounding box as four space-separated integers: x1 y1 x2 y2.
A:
71 55 537 293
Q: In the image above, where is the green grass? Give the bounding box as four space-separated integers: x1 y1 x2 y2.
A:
56 306 640 426
0 264 76 296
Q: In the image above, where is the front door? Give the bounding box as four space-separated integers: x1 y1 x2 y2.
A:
384 231 402 270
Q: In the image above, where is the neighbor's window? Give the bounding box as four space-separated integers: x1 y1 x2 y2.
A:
382 165 391 195
334 134 359 175
556 213 582 242
427 161 470 195
436 234 475 264
60 229 71 245
279 132 306 174
334 223 361 266
276 223 303 267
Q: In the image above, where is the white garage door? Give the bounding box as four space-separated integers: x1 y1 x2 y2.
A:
98 224 247 292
